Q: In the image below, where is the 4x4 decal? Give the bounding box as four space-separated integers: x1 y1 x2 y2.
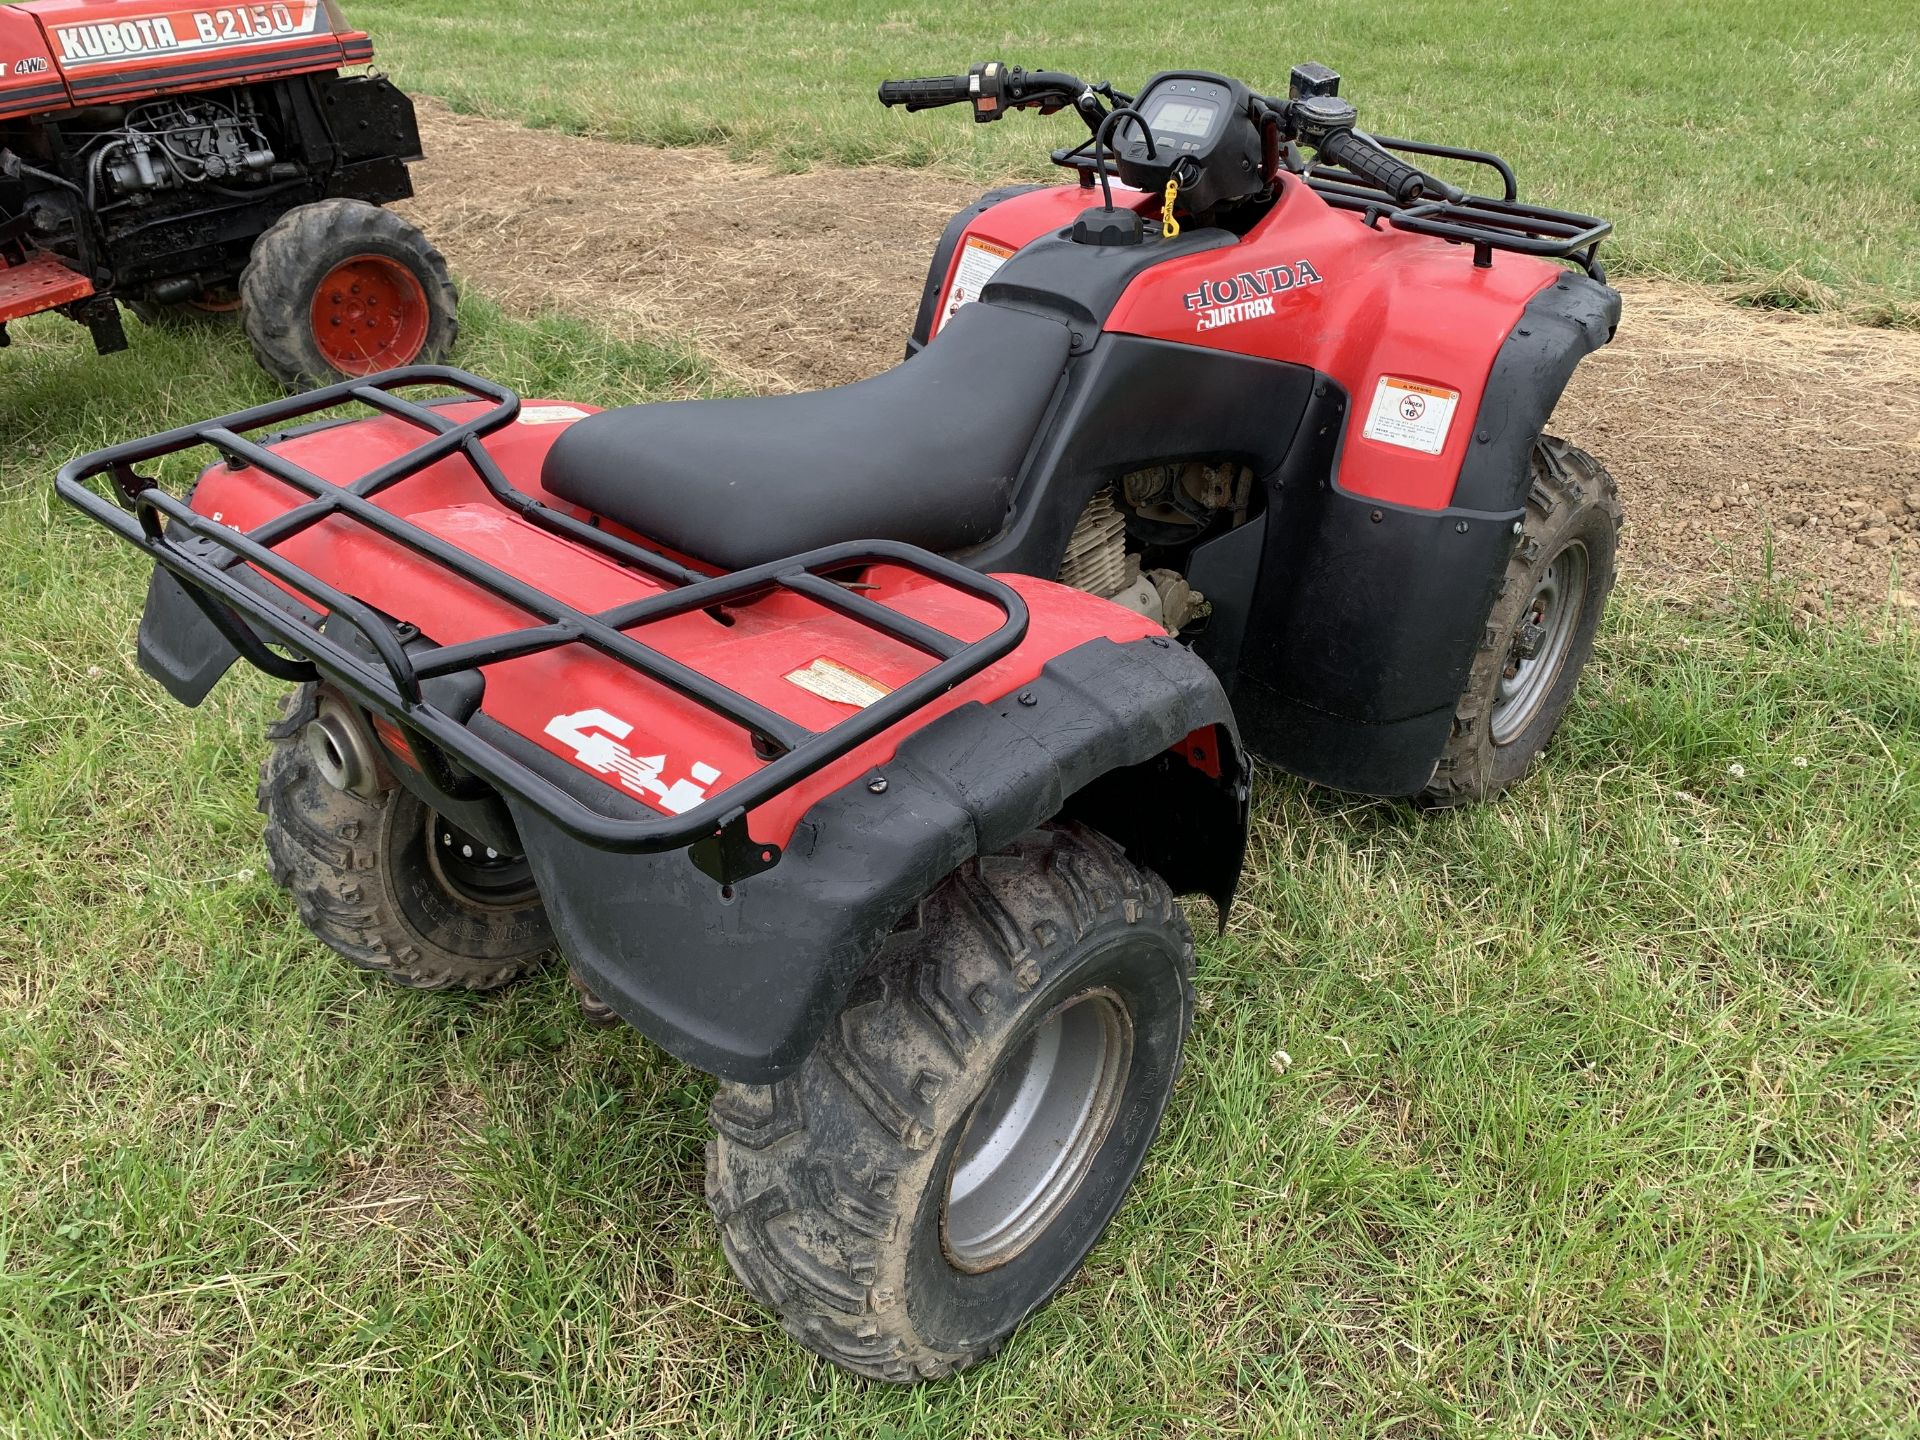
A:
1182 259 1324 331
544 708 723 815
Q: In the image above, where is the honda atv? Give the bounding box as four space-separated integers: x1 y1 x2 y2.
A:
0 0 454 386
59 60 1622 1383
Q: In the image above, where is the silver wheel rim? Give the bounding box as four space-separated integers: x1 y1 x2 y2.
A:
1491 540 1589 746
942 988 1133 1273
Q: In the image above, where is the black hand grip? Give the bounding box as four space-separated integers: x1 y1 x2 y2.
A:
1317 127 1432 204
877 75 971 110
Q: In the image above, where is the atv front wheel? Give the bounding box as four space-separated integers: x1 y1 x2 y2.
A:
1423 435 1622 806
706 823 1194 1383
240 199 458 389
257 688 552 989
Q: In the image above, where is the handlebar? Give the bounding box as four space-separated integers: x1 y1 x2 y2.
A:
876 75 973 112
877 62 1093 124
1282 93 1462 204
1314 126 1447 205
879 61 1466 208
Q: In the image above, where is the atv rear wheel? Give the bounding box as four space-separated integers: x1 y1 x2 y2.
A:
257 688 553 990
240 199 458 389
705 823 1193 1383
1423 435 1622 806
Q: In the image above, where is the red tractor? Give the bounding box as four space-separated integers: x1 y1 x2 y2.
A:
61 61 1621 1382
0 0 453 385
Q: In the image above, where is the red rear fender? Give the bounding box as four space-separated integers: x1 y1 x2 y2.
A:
181 404 1200 855
508 631 1245 1081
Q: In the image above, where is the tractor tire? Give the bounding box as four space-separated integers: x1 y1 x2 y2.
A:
706 823 1194 1383
239 199 458 389
257 687 552 990
1422 435 1622 806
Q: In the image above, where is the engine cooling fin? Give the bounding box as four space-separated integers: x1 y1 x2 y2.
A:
1058 489 1130 598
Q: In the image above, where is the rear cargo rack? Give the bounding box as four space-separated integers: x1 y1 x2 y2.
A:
57 367 1029 877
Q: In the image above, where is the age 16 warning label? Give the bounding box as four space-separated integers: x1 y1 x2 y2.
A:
934 236 1014 334
1362 376 1460 455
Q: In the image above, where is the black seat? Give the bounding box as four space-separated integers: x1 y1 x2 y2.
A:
541 302 1071 571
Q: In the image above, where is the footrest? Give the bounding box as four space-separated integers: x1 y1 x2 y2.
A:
0 253 94 324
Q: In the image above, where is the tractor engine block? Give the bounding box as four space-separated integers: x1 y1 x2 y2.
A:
87 94 288 199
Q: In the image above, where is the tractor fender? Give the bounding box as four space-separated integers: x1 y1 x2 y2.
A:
500 634 1248 1084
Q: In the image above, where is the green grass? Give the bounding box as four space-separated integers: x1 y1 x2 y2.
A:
3 307 1918 1436
349 0 1920 316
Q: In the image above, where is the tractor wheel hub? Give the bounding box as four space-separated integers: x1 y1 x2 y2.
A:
309 254 430 376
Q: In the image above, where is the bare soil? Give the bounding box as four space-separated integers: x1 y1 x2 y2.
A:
401 101 1920 620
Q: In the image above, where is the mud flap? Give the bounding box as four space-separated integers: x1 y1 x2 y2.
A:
136 544 328 706
137 564 241 706
498 635 1247 1084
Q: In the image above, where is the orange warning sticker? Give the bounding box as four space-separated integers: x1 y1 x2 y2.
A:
934 236 1016 335
1361 376 1460 455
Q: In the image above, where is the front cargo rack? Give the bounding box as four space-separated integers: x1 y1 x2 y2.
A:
1052 129 1609 279
1303 135 1611 279
57 367 1029 875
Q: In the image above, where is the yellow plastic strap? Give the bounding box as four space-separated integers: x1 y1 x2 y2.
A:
1162 177 1181 240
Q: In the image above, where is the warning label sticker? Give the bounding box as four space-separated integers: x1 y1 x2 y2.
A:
785 657 894 709
519 405 592 426
1361 377 1461 456
934 236 1015 335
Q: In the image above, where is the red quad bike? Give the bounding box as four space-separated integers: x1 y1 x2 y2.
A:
60 61 1622 1382
0 0 454 386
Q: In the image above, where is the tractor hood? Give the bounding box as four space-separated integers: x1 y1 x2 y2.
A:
0 0 370 116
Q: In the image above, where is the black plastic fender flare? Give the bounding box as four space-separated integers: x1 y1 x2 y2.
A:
1453 272 1620 513
501 634 1248 1083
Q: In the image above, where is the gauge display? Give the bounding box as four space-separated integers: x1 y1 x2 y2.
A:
1147 97 1218 139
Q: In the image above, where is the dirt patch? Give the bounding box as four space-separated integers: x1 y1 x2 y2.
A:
1556 291 1920 620
400 101 1920 620
402 99 954 394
